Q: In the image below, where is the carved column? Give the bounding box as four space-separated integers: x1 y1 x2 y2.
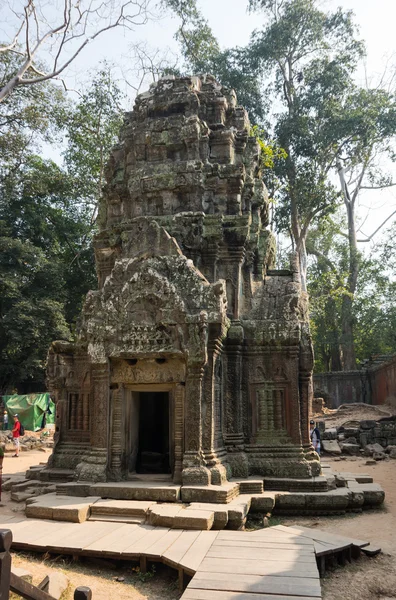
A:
223 322 248 477
82 393 90 432
109 384 123 480
76 361 109 482
173 383 184 484
70 393 77 429
90 362 110 449
182 364 210 485
77 394 83 430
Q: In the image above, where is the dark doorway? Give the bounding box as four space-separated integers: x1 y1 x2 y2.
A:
136 391 170 474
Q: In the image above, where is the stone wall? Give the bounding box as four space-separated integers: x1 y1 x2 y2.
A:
313 354 396 409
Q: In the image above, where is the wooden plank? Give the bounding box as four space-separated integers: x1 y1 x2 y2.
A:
206 546 316 563
83 524 154 555
162 530 201 567
212 539 314 552
84 523 141 552
362 544 381 557
182 589 321 600
24 521 81 549
0 515 22 525
178 531 219 574
42 521 121 552
0 519 36 536
217 530 312 545
188 572 321 597
276 525 369 549
8 520 64 546
130 528 182 557
314 540 351 557
198 557 319 578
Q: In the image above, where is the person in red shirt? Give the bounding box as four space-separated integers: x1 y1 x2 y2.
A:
12 414 21 457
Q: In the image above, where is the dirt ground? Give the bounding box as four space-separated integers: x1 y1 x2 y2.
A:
1 450 396 600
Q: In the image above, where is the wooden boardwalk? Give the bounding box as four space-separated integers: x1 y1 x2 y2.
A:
0 515 328 599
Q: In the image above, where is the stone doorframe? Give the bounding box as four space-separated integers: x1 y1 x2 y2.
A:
109 382 185 484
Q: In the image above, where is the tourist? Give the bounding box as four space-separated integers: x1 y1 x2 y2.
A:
310 420 321 455
12 414 21 457
3 410 8 431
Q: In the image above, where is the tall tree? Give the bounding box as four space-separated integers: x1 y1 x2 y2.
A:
173 0 396 369
0 0 153 101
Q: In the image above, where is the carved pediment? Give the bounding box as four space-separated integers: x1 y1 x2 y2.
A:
79 252 228 362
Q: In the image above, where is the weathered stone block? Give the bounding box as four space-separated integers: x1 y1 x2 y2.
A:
12 567 33 583
340 443 360 456
173 509 214 530
364 443 385 456
322 440 342 455
322 428 337 440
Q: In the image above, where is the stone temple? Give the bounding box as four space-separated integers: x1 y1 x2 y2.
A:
46 75 321 492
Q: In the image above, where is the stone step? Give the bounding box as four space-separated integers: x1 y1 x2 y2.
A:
264 475 328 492
25 493 101 523
147 504 215 530
88 514 146 524
90 499 155 517
233 479 264 494
181 483 239 504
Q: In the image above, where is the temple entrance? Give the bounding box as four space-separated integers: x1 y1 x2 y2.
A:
125 390 171 476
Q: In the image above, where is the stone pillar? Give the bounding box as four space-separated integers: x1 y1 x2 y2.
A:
173 383 184 484
182 364 211 485
76 361 109 482
77 394 83 430
82 393 90 432
201 341 228 485
223 323 248 477
109 384 123 480
70 393 77 429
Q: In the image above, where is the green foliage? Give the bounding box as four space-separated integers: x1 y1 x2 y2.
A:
250 125 287 170
63 66 125 206
0 62 123 392
308 218 396 371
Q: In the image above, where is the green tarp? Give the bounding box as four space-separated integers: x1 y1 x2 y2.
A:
2 393 55 432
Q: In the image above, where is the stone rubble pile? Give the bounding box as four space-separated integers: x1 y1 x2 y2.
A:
321 415 396 460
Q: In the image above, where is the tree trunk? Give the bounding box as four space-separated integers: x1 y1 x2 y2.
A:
337 158 360 371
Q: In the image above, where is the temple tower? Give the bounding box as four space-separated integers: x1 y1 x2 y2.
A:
47 75 320 486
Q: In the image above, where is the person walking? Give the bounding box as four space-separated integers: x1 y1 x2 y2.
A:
310 419 321 455
3 410 8 431
12 414 21 457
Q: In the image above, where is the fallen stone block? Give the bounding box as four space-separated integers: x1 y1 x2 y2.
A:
373 452 386 461
39 572 69 599
340 443 360 456
389 448 396 459
364 443 385 456
322 440 341 455
12 567 33 583
360 420 377 430
322 428 337 440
